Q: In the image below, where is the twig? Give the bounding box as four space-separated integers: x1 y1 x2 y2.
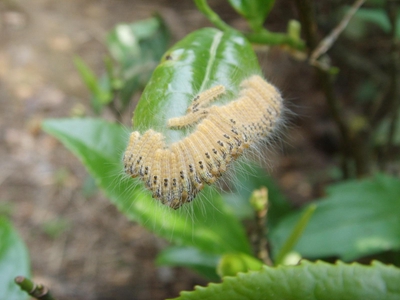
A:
250 187 272 266
15 276 57 300
310 0 365 70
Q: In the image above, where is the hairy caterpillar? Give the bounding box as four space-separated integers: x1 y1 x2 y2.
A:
123 75 283 209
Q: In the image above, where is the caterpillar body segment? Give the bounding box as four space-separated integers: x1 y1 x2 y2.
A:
171 143 192 204
196 123 228 173
126 131 152 177
141 133 165 187
192 130 221 177
123 131 141 173
124 75 283 209
186 84 226 113
138 132 164 177
167 108 209 128
205 114 238 158
242 75 282 117
183 135 215 185
178 139 204 191
151 149 163 199
169 151 182 209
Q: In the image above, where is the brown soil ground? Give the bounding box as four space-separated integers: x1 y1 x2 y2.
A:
0 0 335 299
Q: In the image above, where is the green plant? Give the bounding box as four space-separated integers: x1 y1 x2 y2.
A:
4 0 400 299
0 217 30 300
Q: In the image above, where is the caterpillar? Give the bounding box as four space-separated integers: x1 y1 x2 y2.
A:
123 75 283 209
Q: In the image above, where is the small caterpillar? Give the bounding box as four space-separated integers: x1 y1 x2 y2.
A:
123 75 283 209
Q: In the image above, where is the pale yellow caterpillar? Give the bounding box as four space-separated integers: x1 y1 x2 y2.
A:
123 75 283 209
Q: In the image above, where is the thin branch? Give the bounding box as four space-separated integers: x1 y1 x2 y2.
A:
310 0 365 70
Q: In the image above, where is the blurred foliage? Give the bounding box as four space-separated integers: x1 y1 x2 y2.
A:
216 253 263 277
75 15 170 116
344 7 400 39
228 0 275 32
41 219 70 239
0 217 30 300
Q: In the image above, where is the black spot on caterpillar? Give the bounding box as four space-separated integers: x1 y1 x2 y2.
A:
123 75 283 209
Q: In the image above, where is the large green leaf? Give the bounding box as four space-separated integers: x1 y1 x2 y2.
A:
42 118 251 256
271 174 400 261
173 260 400 300
0 217 30 300
228 0 275 31
133 27 260 143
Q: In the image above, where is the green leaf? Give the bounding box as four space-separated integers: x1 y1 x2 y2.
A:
107 16 169 67
0 217 30 300
216 253 263 277
133 27 260 143
156 246 221 281
274 204 316 265
173 260 400 300
374 111 400 146
271 174 400 261
354 8 391 32
345 8 400 39
42 118 252 256
228 0 275 31
107 16 170 106
74 56 111 113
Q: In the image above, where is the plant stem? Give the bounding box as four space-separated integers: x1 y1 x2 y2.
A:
245 29 306 50
250 187 272 266
194 0 306 51
310 0 365 67
193 0 232 32
15 276 57 300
